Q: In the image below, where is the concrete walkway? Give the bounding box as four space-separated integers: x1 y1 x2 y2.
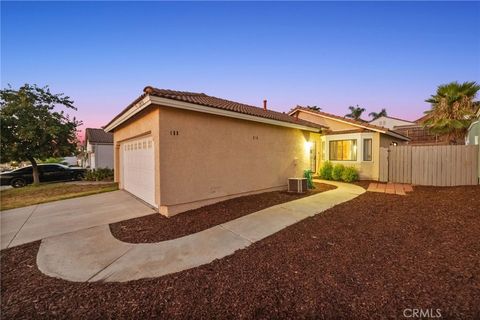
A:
1 190 155 250
37 180 365 282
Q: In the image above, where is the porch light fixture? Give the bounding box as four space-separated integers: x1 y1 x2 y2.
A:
304 141 313 151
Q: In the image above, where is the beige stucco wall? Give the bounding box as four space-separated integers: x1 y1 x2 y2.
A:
157 106 321 216
319 131 380 180
370 116 414 129
295 110 408 180
112 107 161 207
294 110 358 131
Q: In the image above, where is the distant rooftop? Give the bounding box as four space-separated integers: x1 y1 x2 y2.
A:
85 128 113 144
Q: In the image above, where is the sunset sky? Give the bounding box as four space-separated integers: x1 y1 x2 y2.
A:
2 1 479 140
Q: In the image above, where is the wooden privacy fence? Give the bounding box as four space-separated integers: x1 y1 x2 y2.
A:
379 145 479 186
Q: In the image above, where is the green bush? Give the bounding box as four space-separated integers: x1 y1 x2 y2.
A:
332 164 345 181
84 168 114 181
341 166 359 182
303 169 315 189
318 161 334 180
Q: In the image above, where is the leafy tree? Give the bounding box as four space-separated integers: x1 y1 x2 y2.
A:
369 108 388 120
345 105 366 121
306 105 322 111
0 84 81 184
423 81 480 144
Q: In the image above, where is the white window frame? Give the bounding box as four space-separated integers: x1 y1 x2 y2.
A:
363 138 373 162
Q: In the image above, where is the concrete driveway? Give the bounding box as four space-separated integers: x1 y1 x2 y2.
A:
1 190 156 250
36 180 365 282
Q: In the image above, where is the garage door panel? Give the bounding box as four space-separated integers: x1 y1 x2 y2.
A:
121 137 156 207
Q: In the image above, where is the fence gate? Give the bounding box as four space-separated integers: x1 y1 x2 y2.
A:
379 145 479 186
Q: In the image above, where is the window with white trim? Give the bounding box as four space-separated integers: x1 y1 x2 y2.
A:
329 139 357 161
363 138 372 161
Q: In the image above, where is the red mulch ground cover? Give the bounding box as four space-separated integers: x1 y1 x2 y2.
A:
1 185 479 319
110 182 337 243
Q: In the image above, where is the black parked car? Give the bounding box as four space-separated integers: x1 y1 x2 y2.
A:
0 164 86 188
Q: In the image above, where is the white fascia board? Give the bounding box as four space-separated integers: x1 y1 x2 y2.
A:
383 131 410 141
104 96 151 132
106 95 321 133
289 108 386 133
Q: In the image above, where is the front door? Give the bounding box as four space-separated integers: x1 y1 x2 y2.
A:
310 141 317 173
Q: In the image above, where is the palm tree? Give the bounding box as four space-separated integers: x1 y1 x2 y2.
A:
307 105 321 111
423 81 480 144
345 105 366 121
369 108 388 120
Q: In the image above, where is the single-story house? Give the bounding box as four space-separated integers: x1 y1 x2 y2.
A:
62 156 79 167
393 114 453 145
466 107 480 180
288 107 410 180
104 87 325 216
84 128 114 169
369 115 414 130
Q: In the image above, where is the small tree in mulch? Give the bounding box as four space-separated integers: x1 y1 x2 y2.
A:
303 169 315 189
0 84 82 185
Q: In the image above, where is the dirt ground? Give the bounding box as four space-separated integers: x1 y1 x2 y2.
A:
110 182 336 243
1 185 479 319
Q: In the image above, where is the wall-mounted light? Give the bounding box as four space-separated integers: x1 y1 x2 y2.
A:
305 141 313 151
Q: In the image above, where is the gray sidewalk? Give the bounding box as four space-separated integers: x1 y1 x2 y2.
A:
37 180 365 282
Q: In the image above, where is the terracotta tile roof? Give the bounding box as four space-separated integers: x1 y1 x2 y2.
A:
143 87 326 130
85 128 113 144
289 106 410 140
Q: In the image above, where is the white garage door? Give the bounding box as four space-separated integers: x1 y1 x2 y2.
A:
121 136 156 207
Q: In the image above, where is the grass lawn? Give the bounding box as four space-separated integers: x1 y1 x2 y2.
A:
1 185 479 319
0 182 118 210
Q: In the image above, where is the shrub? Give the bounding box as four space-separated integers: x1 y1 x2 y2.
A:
318 161 334 180
341 166 359 182
84 168 114 181
303 169 315 189
332 164 345 181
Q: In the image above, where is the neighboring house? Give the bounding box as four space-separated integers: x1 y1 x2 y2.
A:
393 114 450 145
84 128 114 169
369 115 415 129
62 156 79 166
288 107 409 181
466 108 480 181
104 87 325 216
466 108 480 146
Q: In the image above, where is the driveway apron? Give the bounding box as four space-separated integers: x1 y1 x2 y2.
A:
1 190 155 249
